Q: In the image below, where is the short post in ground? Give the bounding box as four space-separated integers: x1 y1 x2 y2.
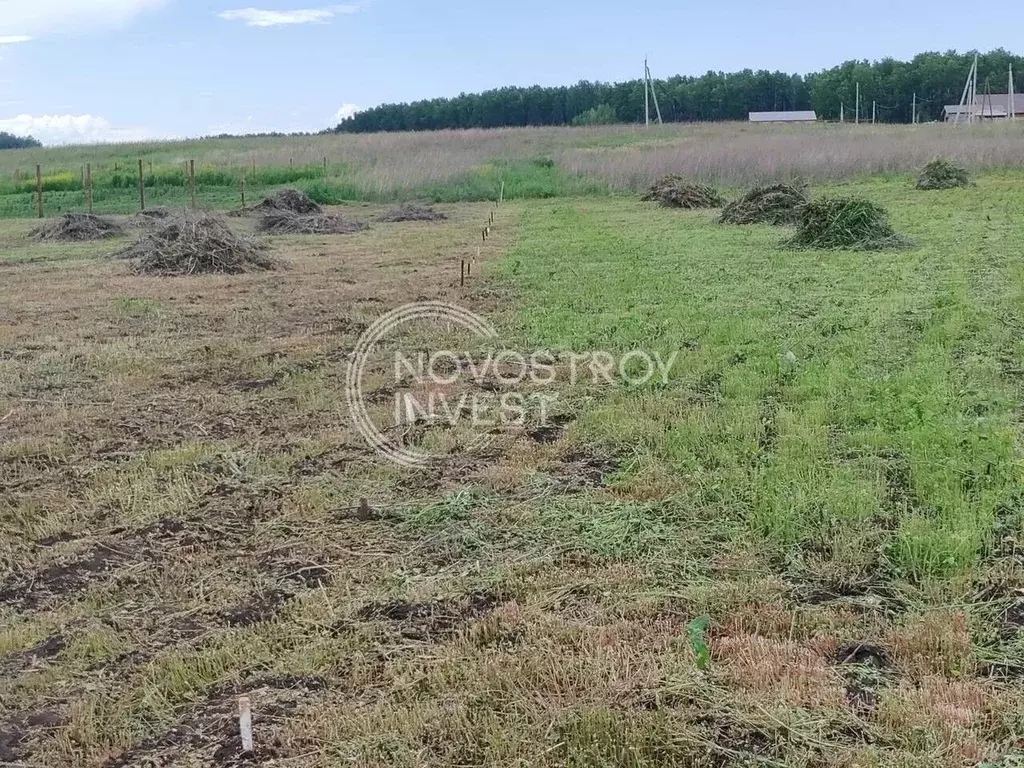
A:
35 164 43 219
86 163 93 214
189 160 197 208
137 159 146 211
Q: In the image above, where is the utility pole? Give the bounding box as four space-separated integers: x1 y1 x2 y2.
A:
644 57 650 128
912 93 917 125
1010 64 1016 122
872 100 876 124
646 61 663 125
840 103 845 123
955 56 977 125
855 82 860 124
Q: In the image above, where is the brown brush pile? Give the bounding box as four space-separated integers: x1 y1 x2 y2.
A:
132 207 173 227
376 204 448 222
117 213 275 275
30 213 125 242
230 188 322 217
257 210 368 235
719 184 808 225
642 176 724 209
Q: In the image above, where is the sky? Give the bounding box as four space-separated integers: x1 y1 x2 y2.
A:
0 0 1022 145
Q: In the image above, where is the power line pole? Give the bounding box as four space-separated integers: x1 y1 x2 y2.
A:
1010 64 1016 122
872 100 876 124
912 93 917 125
646 61 663 125
955 56 977 125
855 82 860 124
840 103 845 122
644 57 650 128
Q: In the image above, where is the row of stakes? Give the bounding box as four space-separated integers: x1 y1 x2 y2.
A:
229 180 504 760
460 180 504 288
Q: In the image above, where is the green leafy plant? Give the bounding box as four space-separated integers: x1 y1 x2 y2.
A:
687 616 712 670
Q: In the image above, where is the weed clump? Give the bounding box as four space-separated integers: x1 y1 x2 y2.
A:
30 213 124 242
916 158 972 190
375 204 448 222
118 213 275 275
230 187 322 217
257 210 368 235
720 184 808 225
642 175 724 209
784 196 913 251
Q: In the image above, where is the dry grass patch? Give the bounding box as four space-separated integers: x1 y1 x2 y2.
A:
641 175 724 209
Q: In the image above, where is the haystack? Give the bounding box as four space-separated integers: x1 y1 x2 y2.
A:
257 210 368 235
118 213 275 275
784 196 913 251
719 184 808 225
642 176 724 209
30 213 124 242
916 158 972 190
376 204 448 222
230 188 322 217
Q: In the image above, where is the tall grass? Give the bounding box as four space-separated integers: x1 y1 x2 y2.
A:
1 121 1023 216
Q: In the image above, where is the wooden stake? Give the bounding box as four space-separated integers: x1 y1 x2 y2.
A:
240 175 246 208
137 159 146 211
35 164 43 219
499 181 505 204
323 157 328 180
482 228 487 242
86 163 93 214
189 160 196 208
238 697 253 754
460 260 466 287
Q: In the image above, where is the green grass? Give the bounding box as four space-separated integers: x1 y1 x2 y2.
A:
501 174 1024 583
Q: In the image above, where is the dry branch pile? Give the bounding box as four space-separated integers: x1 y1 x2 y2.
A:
375 204 448 222
117 213 275 275
257 210 368 235
784 196 913 251
30 213 124 242
642 176 724 209
230 188 322 217
719 184 808 225
916 158 972 190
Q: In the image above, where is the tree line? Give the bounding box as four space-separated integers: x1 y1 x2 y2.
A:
0 132 42 150
334 50 1023 133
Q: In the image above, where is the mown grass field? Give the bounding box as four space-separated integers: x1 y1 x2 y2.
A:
1 171 1023 767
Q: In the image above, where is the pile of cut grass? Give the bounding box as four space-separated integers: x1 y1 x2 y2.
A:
257 210 368 235
784 196 913 251
118 213 275 275
30 213 124 242
376 204 448 222
916 158 972 190
230 188 322 217
642 175 724 209
719 183 808 225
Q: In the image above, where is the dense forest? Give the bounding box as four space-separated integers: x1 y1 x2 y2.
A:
334 50 1022 133
0 132 42 150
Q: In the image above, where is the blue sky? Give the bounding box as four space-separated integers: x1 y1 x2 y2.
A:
0 0 1021 144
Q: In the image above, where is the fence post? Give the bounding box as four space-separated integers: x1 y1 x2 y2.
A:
323 157 327 180
240 175 246 208
35 165 43 218
86 163 93 214
189 160 196 208
137 159 145 211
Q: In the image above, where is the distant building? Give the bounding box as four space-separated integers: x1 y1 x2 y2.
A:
749 111 818 123
943 94 1023 121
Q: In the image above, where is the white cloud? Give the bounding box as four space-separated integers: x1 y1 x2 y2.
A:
332 103 360 122
0 36 33 45
0 114 164 145
0 1 171 38
218 4 359 27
